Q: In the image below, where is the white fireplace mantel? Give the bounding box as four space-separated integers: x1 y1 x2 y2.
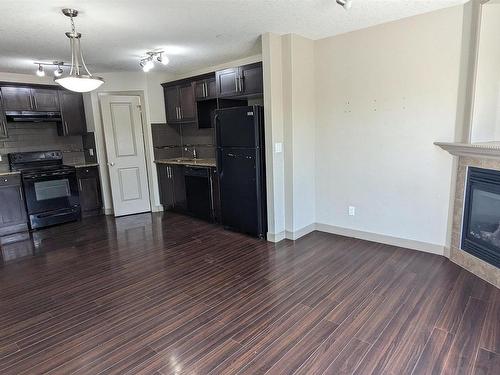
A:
435 141 500 159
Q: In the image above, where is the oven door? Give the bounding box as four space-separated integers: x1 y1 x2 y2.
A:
22 171 80 215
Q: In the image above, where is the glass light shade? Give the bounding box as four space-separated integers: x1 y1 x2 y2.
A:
55 75 104 93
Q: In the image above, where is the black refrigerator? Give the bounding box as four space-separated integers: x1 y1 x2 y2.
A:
215 105 267 238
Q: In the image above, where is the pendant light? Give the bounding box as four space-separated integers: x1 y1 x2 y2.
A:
54 9 104 92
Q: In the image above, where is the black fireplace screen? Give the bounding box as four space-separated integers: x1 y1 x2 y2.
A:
462 167 500 268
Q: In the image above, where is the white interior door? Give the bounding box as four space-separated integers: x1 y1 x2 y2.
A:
100 95 151 217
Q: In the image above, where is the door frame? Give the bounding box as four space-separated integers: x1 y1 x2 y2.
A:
95 91 158 215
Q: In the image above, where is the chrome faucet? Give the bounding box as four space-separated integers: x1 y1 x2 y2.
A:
184 146 197 159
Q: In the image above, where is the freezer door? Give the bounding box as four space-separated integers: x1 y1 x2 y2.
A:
215 106 261 149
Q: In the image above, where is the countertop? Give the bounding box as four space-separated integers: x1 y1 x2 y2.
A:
155 158 216 168
0 171 21 177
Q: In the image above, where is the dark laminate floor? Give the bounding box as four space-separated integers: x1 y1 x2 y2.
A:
0 213 499 375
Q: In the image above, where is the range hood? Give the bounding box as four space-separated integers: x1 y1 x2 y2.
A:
5 111 62 122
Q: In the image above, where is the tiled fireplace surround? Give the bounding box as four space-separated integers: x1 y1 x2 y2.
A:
450 155 500 288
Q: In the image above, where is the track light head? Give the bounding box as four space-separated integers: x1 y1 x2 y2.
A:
336 0 353 10
36 64 45 77
54 63 64 77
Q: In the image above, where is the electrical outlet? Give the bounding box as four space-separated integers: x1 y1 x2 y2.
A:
89 148 94 156
274 142 283 153
348 206 356 216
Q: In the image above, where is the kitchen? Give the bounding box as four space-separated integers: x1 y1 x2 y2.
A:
0 58 267 257
154 62 266 238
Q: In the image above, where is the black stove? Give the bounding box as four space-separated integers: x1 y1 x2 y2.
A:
9 151 81 230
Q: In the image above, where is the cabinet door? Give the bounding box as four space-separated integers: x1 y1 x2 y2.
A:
157 165 175 209
1 86 33 110
77 168 102 213
31 88 59 111
240 63 263 96
172 165 187 210
206 78 217 99
0 183 26 227
194 80 206 100
178 83 197 122
0 93 8 139
59 91 86 136
216 68 240 97
164 86 180 123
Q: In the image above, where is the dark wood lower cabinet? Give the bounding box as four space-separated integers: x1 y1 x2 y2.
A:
76 166 102 217
157 164 187 212
158 164 220 222
0 174 28 236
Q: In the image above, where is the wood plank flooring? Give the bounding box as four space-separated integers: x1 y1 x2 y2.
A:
0 212 499 375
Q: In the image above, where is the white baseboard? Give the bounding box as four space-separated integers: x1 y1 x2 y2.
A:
151 205 164 212
315 223 445 256
104 208 114 215
267 231 286 243
285 223 316 240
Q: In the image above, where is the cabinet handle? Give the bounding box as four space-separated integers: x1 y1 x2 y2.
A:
29 95 33 110
0 119 6 137
78 180 83 191
19 187 23 201
235 77 239 92
204 82 208 97
64 121 69 135
32 95 37 109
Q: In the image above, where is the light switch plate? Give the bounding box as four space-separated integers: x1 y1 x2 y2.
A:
274 142 283 153
89 148 94 156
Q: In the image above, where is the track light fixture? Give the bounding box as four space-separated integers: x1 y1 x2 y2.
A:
140 51 169 72
336 0 353 10
34 61 73 78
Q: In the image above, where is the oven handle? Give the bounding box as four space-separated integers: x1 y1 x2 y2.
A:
23 171 76 180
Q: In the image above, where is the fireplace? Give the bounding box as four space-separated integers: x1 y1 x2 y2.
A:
462 167 500 268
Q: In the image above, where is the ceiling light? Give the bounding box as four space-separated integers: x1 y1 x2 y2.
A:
36 64 45 77
54 9 104 92
336 0 353 10
139 51 169 72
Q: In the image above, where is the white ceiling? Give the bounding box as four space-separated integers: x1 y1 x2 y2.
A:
0 0 466 76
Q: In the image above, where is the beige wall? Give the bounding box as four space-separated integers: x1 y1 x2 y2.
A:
471 2 500 142
314 6 464 251
262 5 467 251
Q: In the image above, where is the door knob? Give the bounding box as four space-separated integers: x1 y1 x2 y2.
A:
108 162 115 167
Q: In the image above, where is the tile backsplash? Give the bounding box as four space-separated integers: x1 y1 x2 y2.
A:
0 122 85 172
152 122 216 160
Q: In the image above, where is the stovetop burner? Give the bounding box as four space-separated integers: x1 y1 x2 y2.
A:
8 150 72 173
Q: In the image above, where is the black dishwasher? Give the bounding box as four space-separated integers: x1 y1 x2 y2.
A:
184 167 212 221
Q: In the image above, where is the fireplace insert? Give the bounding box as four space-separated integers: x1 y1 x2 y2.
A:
461 167 500 268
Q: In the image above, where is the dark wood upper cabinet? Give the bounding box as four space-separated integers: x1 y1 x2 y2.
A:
240 63 263 96
164 85 180 123
1 86 33 110
0 175 28 236
76 166 102 216
58 91 87 136
163 83 197 124
31 88 59 111
178 83 197 122
216 68 240 98
215 62 263 98
0 86 59 111
194 77 217 100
